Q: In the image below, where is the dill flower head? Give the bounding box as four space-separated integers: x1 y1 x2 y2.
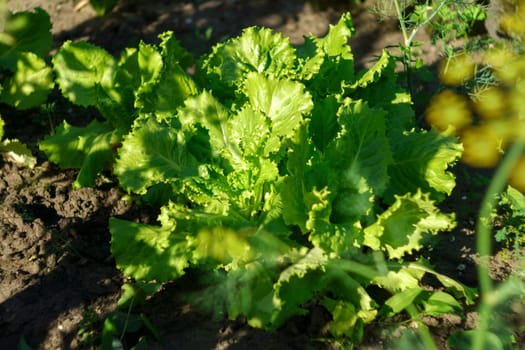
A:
509 155 525 193
500 2 525 41
426 89 472 132
473 86 508 120
438 53 475 86
460 125 504 168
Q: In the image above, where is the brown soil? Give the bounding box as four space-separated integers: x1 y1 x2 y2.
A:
1 1 523 349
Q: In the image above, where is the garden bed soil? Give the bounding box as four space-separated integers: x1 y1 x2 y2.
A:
1 1 523 349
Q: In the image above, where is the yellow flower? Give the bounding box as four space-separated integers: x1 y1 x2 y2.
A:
483 47 514 70
438 53 475 86
484 48 525 84
460 125 503 168
502 59 525 85
426 90 472 132
473 86 508 120
509 80 525 119
500 3 525 40
506 118 525 143
509 155 525 193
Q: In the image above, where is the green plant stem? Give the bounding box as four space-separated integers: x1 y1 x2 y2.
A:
406 304 439 350
393 0 409 46
393 0 412 93
120 296 135 342
392 0 448 94
473 141 525 350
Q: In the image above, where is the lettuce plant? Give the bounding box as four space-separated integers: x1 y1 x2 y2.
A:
40 31 196 187
0 115 36 167
0 8 52 167
108 14 473 342
42 12 474 343
0 7 54 109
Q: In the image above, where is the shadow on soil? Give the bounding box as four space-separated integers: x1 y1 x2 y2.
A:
0 162 139 348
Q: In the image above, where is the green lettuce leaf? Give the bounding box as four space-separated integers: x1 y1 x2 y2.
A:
422 291 463 316
39 120 120 188
198 26 296 98
229 106 271 157
159 31 194 70
53 41 116 107
405 262 477 303
116 42 162 108
0 138 37 168
271 247 328 326
315 12 355 59
89 0 118 16
280 124 313 231
0 51 53 109
109 217 191 281
320 265 377 342
326 99 391 197
309 96 340 152
177 90 245 168
114 117 199 194
299 12 355 95
304 187 362 256
0 8 52 67
381 287 423 317
363 190 456 259
244 72 313 155
348 49 394 90
282 99 392 236
136 32 197 117
344 50 415 134
386 129 463 203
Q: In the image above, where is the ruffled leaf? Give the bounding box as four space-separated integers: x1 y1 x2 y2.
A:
114 117 199 194
199 26 296 98
53 41 116 107
327 99 391 197
363 191 456 259
0 51 53 109
39 120 120 188
0 138 37 168
271 247 328 326
386 129 463 203
109 217 191 282
244 72 313 155
136 32 197 117
299 12 355 94
0 8 52 66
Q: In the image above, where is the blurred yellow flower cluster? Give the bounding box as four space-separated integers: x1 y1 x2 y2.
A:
426 4 525 192
500 1 525 40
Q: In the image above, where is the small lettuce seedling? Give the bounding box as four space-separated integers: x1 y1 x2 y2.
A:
0 7 54 109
